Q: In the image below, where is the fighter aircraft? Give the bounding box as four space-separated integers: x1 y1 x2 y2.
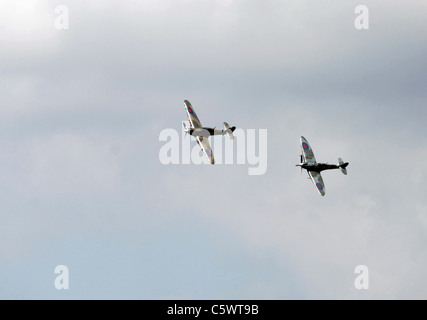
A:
183 100 236 164
296 136 349 196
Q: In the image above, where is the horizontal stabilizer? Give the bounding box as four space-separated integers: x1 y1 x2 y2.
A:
223 122 236 140
338 158 349 175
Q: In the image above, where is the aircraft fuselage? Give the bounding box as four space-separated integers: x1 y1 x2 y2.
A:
189 127 225 137
301 163 340 173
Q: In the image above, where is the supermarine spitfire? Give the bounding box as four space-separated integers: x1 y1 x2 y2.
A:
296 136 349 196
183 100 236 164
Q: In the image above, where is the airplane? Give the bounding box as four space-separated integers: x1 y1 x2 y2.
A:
183 100 236 164
296 136 349 196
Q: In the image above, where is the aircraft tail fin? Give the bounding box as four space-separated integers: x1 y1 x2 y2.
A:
223 122 236 140
338 158 349 175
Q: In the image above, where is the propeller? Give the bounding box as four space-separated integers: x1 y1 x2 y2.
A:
183 122 188 137
296 155 303 174
300 154 303 174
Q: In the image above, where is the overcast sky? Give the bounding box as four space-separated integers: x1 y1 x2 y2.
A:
1 0 427 299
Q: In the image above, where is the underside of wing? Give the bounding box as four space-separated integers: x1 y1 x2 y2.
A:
196 136 215 165
300 136 317 165
184 100 202 129
309 171 325 196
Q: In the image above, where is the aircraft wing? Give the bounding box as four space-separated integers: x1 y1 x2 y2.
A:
184 100 202 129
309 171 325 196
196 136 215 165
300 136 317 165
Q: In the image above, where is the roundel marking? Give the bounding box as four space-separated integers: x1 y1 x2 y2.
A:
206 150 212 157
316 183 323 190
188 107 194 114
302 142 309 150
